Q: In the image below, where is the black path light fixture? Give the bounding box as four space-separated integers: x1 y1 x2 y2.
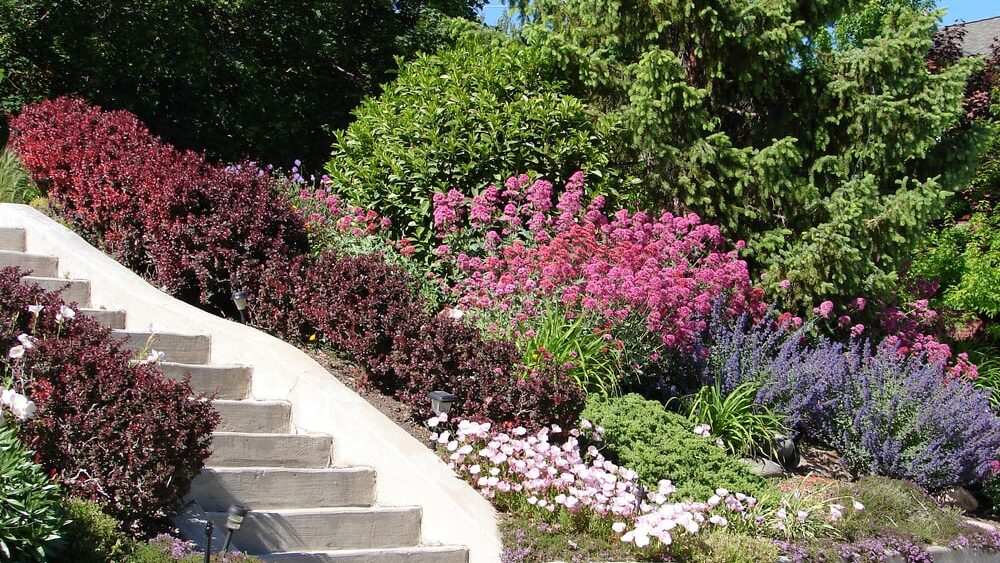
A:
634 482 647 514
221 504 249 553
427 390 458 449
231 290 249 324
202 519 214 563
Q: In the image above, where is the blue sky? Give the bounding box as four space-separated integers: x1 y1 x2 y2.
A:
480 1 1000 27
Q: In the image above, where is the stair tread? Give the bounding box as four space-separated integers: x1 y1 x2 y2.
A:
0 249 58 277
206 506 418 516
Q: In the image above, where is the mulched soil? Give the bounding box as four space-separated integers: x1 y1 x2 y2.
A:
299 345 432 445
792 443 854 481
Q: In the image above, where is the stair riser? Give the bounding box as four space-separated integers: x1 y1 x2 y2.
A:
0 228 26 252
212 509 421 552
111 331 211 365
0 251 57 277
191 468 375 510
161 363 251 400
21 276 91 307
80 309 126 330
213 400 291 433
260 548 469 563
209 433 332 468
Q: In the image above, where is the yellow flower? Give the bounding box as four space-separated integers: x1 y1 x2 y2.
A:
309 333 317 342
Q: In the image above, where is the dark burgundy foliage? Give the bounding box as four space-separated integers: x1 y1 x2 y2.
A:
0 267 219 536
252 252 585 430
9 98 585 433
9 97 310 314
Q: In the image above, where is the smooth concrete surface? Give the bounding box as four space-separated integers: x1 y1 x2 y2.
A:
191 467 376 510
21 275 91 307
0 227 26 251
160 362 252 399
261 546 470 563
205 507 422 552
209 432 333 468
79 307 127 329
0 249 57 277
212 399 292 433
111 330 212 365
0 204 500 563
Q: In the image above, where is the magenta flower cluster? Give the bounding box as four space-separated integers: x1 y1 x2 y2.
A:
433 173 765 350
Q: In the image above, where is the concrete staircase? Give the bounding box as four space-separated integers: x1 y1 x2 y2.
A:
0 226 469 563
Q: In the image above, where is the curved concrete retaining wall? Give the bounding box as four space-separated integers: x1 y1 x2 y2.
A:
0 204 501 563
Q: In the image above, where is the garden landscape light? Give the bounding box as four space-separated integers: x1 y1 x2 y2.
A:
427 391 458 449
221 504 249 553
203 520 213 563
428 390 457 415
231 290 248 323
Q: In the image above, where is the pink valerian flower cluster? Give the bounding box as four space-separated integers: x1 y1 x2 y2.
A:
807 297 978 380
435 173 765 350
431 415 861 553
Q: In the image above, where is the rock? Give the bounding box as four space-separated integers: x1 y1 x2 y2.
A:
774 435 800 470
945 486 979 512
741 457 785 478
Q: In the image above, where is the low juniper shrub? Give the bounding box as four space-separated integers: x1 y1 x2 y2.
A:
1 267 219 536
0 424 66 562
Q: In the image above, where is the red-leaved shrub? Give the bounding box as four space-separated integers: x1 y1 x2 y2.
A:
10 98 584 431
251 252 585 429
9 97 309 313
0 267 219 536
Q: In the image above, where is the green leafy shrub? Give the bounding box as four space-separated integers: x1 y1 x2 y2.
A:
0 148 38 203
324 30 626 253
582 394 772 501
59 498 134 563
0 424 66 561
910 210 1000 322
684 381 788 459
0 0 481 164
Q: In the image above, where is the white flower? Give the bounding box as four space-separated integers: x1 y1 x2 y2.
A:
1 389 15 406
692 424 711 437
27 304 44 315
853 500 865 511
56 305 76 322
612 521 627 534
145 349 165 364
11 393 36 421
17 334 36 349
8 345 25 359
427 417 440 428
446 307 465 320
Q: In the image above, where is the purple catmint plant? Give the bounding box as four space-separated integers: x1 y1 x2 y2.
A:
699 313 1000 490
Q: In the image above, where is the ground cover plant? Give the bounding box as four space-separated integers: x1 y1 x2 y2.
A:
0 267 219 535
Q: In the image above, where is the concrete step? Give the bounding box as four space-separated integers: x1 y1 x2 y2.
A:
208 507 422 553
161 362 251 400
0 250 57 277
21 276 91 307
213 400 291 433
79 308 126 329
111 330 211 365
0 227 26 252
191 467 375 511
209 432 332 468
260 546 469 563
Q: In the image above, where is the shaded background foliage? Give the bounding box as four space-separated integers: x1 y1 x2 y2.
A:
0 0 484 165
